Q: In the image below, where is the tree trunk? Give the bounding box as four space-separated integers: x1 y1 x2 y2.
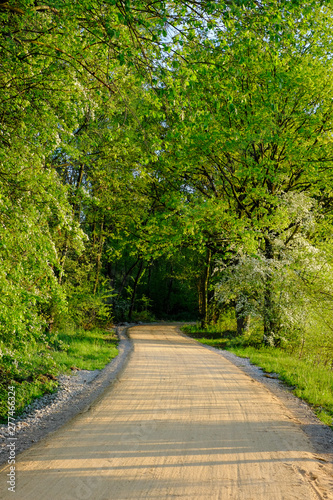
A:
198 282 203 319
263 236 277 344
166 277 174 314
117 258 140 298
199 248 211 328
93 220 104 295
210 300 221 325
58 236 69 285
236 312 250 336
73 164 84 220
235 295 250 336
128 260 144 321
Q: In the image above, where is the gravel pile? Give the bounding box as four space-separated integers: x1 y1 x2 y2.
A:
0 325 134 466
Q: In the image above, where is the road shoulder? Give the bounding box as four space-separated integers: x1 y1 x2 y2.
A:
178 327 333 466
0 326 133 466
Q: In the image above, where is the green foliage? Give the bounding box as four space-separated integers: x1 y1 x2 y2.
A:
67 287 114 330
157 2 333 343
229 346 333 428
131 310 156 323
0 341 58 422
182 313 237 338
0 164 73 348
51 327 118 372
1 0 333 422
0 326 118 421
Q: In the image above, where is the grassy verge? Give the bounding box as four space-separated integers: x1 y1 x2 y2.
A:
51 327 118 372
0 327 118 422
182 324 333 428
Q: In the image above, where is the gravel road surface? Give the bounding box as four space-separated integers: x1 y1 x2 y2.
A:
1 324 333 499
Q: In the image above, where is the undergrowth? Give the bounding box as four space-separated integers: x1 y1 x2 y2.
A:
0 327 118 422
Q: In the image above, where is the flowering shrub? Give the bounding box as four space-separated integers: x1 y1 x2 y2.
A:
214 193 333 354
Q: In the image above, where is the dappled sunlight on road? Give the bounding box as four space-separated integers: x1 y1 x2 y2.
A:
1 325 332 500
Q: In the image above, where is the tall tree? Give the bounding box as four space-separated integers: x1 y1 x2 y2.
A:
150 2 333 338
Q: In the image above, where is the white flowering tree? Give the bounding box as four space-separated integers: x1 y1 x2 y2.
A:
148 2 333 339
214 192 333 347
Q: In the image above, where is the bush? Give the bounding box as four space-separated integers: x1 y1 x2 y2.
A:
131 310 156 322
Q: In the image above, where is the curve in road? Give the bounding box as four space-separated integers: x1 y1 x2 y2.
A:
1 324 333 499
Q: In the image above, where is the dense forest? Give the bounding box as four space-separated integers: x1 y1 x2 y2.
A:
1 0 333 416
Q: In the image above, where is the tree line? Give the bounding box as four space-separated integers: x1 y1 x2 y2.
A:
1 0 333 368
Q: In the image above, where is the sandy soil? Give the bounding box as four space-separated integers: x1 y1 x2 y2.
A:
1 324 333 499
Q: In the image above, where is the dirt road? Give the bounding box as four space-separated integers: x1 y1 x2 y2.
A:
1 325 333 499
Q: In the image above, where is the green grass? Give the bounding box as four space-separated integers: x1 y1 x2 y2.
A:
182 324 333 428
0 327 118 422
229 346 333 427
51 327 118 372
